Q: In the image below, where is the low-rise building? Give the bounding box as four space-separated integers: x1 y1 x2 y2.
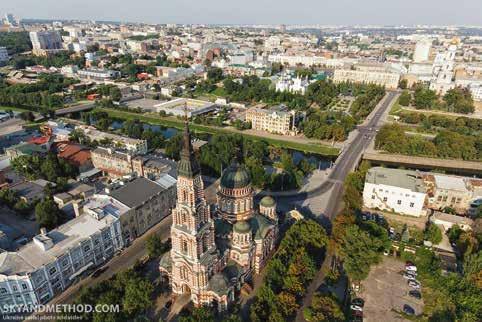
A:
77 68 120 82
363 167 427 217
246 105 296 136
0 212 123 310
333 68 400 89
76 125 147 155
153 98 216 118
91 147 176 178
430 211 474 232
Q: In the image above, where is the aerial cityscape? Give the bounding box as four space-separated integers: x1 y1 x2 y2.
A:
0 2 481 322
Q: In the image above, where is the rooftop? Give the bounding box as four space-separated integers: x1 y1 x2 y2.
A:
109 177 165 208
0 212 118 274
365 167 426 193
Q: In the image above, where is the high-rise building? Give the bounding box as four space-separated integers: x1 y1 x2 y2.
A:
4 13 17 26
413 39 432 63
0 47 8 64
29 30 63 56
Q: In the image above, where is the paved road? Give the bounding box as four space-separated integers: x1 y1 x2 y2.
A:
291 91 399 322
277 91 399 219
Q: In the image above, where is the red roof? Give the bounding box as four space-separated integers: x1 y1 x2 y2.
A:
28 136 51 145
53 142 92 167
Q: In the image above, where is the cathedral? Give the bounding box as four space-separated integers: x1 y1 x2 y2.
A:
159 120 278 311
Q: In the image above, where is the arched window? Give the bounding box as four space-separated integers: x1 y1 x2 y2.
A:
180 266 189 280
181 239 188 254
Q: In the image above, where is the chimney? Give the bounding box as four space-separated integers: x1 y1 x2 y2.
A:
40 227 47 235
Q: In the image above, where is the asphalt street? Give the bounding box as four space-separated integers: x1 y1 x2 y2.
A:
277 91 399 219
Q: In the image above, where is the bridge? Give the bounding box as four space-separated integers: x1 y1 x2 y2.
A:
363 152 482 176
54 103 95 116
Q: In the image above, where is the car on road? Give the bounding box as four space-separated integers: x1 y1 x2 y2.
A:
409 290 422 299
408 280 421 289
403 304 415 315
92 266 108 278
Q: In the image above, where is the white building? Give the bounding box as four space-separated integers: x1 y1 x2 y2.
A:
333 69 400 89
413 40 432 63
275 74 310 94
75 125 147 155
0 47 8 64
363 167 427 217
0 212 123 310
153 98 216 118
77 68 121 82
430 44 457 95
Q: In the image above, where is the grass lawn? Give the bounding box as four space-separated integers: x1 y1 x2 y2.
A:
99 108 339 157
0 106 32 113
389 99 403 115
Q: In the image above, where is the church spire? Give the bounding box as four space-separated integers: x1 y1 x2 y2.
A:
177 103 200 178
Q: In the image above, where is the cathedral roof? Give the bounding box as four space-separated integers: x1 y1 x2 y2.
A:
208 273 230 295
260 195 276 207
250 214 274 240
177 120 200 178
220 161 251 189
233 220 251 234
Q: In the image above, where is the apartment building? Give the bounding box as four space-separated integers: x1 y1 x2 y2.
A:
29 31 64 56
0 212 123 310
91 147 176 178
363 167 427 217
245 106 296 136
333 68 400 89
76 125 147 154
80 177 176 244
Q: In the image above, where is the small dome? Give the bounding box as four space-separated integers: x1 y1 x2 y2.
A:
260 196 276 207
233 220 251 234
220 162 251 189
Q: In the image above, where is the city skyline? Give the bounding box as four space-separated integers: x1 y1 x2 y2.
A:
2 0 482 26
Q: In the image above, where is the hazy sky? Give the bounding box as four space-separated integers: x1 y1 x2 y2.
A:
2 0 481 26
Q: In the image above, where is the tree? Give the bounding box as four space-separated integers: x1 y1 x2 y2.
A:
425 224 443 244
122 277 154 315
340 225 382 281
304 293 345 322
145 234 164 258
35 198 61 229
109 86 122 102
398 90 411 106
179 307 215 322
399 79 408 90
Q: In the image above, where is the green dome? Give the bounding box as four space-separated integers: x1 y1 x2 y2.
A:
220 162 251 189
260 196 276 207
233 220 251 234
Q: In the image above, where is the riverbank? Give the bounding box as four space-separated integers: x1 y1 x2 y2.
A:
98 108 340 157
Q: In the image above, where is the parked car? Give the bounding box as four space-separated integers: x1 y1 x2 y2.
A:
352 298 365 307
164 300 173 309
409 290 422 299
403 304 415 315
408 280 421 289
350 305 363 312
403 272 417 279
352 310 363 318
406 265 417 272
92 266 108 278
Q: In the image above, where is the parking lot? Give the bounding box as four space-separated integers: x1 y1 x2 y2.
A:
358 257 424 322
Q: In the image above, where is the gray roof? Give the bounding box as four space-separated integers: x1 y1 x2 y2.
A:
365 167 426 193
110 177 165 208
